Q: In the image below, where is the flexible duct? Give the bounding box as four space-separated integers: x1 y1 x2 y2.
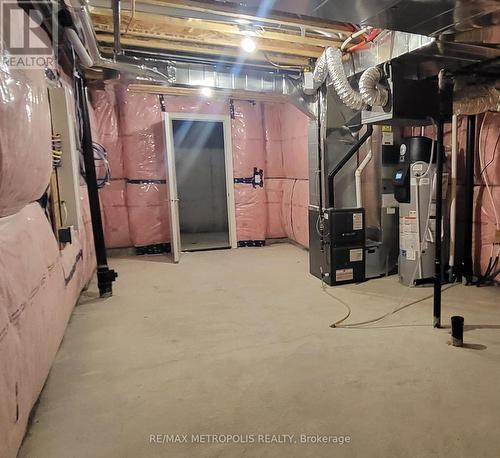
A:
303 47 366 111
325 47 366 111
359 66 388 107
454 83 500 115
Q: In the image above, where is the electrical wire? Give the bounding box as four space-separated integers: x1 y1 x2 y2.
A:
325 131 448 329
479 113 500 231
262 52 305 70
328 283 458 329
340 26 373 52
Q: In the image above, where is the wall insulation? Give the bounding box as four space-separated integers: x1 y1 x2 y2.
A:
410 114 500 280
0 63 96 457
91 85 311 250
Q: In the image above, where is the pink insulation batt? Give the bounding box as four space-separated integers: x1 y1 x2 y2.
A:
281 104 309 180
90 86 124 179
0 203 94 458
232 100 268 241
263 103 284 178
119 90 166 181
99 180 132 248
164 96 228 115
0 68 52 217
263 103 310 247
473 112 500 280
126 182 171 247
231 100 266 178
99 87 310 249
265 179 286 239
0 58 96 456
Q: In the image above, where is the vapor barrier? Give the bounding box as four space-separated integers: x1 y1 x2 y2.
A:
92 86 311 249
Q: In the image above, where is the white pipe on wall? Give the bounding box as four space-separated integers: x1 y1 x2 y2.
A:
355 148 373 208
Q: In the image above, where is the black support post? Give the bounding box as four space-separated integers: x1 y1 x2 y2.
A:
76 75 117 297
463 115 476 284
433 117 444 328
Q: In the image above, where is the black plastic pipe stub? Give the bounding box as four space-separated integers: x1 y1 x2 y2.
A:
451 316 465 347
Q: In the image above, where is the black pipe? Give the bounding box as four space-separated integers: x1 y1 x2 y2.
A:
76 75 117 297
463 115 476 284
451 316 464 347
328 124 373 208
433 117 445 328
112 0 122 55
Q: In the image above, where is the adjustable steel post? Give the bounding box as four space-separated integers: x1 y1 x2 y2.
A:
76 75 117 297
433 117 444 328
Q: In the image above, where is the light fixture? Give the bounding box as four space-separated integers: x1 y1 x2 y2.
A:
241 36 257 53
200 87 213 97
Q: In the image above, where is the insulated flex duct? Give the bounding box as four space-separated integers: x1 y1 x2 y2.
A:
359 67 389 108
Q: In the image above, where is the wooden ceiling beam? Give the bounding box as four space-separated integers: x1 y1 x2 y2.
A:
96 33 311 66
93 20 324 58
91 7 342 48
132 0 353 35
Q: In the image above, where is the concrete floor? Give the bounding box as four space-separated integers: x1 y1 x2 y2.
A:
181 231 230 251
20 244 500 458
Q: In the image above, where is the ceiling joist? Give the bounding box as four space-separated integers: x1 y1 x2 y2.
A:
126 0 353 35
97 33 312 67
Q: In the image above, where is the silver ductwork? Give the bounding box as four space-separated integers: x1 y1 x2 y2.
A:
303 47 366 111
454 81 500 115
359 66 389 108
326 47 366 111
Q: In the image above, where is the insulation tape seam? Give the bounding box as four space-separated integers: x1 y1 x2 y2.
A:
126 179 167 185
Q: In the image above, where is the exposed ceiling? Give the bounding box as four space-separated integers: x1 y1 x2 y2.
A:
89 0 359 68
191 0 500 37
87 0 500 79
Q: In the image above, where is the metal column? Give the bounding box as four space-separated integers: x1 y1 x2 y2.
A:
433 118 444 328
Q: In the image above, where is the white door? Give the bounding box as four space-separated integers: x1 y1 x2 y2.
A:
163 113 182 263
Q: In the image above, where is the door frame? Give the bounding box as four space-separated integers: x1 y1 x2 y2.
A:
163 112 237 262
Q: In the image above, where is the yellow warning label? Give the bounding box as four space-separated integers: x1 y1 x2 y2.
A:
382 125 392 133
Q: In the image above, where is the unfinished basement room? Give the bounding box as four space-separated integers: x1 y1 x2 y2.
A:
1 0 500 457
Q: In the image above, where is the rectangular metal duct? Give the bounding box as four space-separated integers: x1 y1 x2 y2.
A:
214 0 500 37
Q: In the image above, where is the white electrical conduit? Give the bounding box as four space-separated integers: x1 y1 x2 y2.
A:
340 26 373 52
355 149 372 208
449 115 458 274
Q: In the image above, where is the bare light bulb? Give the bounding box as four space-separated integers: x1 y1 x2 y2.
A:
241 37 257 53
200 87 213 97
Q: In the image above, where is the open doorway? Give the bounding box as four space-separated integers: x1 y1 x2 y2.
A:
165 114 237 257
